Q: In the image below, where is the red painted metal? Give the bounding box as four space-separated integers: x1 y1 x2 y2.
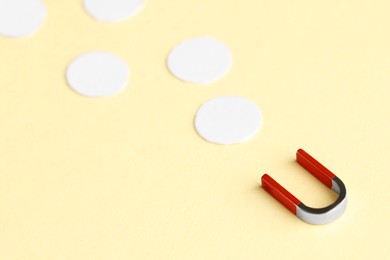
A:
261 174 301 214
296 149 335 188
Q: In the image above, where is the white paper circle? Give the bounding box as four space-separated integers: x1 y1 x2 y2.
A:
0 0 46 38
167 37 232 84
195 96 262 145
66 52 130 97
83 0 144 22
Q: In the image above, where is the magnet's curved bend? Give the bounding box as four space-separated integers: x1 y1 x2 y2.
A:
261 149 347 225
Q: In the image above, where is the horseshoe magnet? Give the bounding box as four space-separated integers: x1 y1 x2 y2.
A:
261 149 347 225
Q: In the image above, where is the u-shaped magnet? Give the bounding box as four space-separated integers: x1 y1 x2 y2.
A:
261 149 347 225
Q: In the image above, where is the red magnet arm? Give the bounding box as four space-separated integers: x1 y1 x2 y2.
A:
261 174 300 214
296 149 335 188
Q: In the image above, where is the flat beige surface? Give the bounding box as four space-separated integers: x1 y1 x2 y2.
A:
0 1 389 259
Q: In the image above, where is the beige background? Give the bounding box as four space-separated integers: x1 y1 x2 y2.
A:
0 0 389 259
